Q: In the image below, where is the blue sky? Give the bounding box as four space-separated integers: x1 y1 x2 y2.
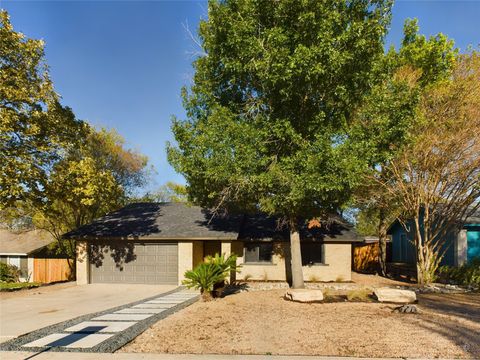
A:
2 1 479 193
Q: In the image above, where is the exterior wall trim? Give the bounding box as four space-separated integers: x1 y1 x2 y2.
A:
457 229 468 266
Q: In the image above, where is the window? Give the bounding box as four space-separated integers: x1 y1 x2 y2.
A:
20 257 28 277
301 243 324 265
8 256 20 268
244 243 273 263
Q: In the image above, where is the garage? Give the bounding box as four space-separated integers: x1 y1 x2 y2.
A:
89 242 178 285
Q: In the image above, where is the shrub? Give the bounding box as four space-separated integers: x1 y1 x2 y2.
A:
184 253 241 301
438 258 480 287
346 288 371 302
0 263 20 283
183 262 225 301
204 253 240 277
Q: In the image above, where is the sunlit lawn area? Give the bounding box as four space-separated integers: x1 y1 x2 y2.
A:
0 282 41 291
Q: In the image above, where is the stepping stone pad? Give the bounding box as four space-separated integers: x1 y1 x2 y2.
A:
92 313 152 321
23 333 113 348
64 321 136 333
161 297 195 300
133 303 174 309
64 333 113 348
115 308 166 314
144 301 177 305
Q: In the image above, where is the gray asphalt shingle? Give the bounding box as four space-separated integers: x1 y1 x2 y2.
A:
63 202 359 243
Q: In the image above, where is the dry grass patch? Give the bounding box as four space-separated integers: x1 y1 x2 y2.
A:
121 289 480 358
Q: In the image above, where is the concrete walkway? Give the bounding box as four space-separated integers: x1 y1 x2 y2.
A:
0 352 457 360
0 283 176 343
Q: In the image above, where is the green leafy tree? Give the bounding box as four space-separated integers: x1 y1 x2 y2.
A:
32 127 149 262
139 182 188 203
355 207 380 237
169 0 392 288
352 19 456 275
0 10 84 208
376 53 480 284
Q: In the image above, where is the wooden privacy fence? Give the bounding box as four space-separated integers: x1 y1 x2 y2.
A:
33 258 72 283
352 242 380 272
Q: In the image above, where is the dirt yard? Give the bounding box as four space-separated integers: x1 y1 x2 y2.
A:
121 288 480 358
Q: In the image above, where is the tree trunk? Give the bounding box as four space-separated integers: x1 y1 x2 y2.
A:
289 220 304 289
378 208 388 277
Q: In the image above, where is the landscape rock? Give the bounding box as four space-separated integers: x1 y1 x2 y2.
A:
374 287 416 303
284 289 324 303
393 304 419 314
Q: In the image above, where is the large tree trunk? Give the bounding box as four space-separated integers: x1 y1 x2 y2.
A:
289 220 304 289
378 208 388 277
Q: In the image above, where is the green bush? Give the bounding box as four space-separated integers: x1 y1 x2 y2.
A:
205 253 240 276
438 258 480 287
0 263 21 283
183 253 241 301
183 262 225 301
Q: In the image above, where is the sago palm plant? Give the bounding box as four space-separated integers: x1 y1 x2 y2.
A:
182 262 225 301
183 253 241 301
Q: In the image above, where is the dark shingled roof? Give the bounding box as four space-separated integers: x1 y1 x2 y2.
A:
64 202 359 243
239 213 358 243
64 203 242 240
466 207 480 224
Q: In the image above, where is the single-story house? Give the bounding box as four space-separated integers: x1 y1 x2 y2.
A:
65 202 362 286
0 229 72 283
388 209 480 266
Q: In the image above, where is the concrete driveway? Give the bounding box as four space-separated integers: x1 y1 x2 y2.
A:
0 282 176 343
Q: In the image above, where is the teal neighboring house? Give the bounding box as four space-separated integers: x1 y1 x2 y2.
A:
388 209 480 267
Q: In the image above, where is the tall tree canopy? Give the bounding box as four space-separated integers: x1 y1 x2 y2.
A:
0 10 150 263
376 53 480 284
0 10 84 208
138 182 188 203
168 0 392 288
30 126 149 261
351 19 457 275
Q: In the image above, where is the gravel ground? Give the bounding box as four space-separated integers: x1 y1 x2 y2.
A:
121 289 480 358
0 288 198 353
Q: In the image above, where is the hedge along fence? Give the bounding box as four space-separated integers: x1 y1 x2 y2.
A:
33 258 73 283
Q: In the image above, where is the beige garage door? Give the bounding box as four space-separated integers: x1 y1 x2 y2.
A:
89 242 178 284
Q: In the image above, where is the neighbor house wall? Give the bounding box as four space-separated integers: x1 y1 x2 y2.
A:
27 257 34 281
76 241 89 285
235 242 352 282
465 225 480 263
